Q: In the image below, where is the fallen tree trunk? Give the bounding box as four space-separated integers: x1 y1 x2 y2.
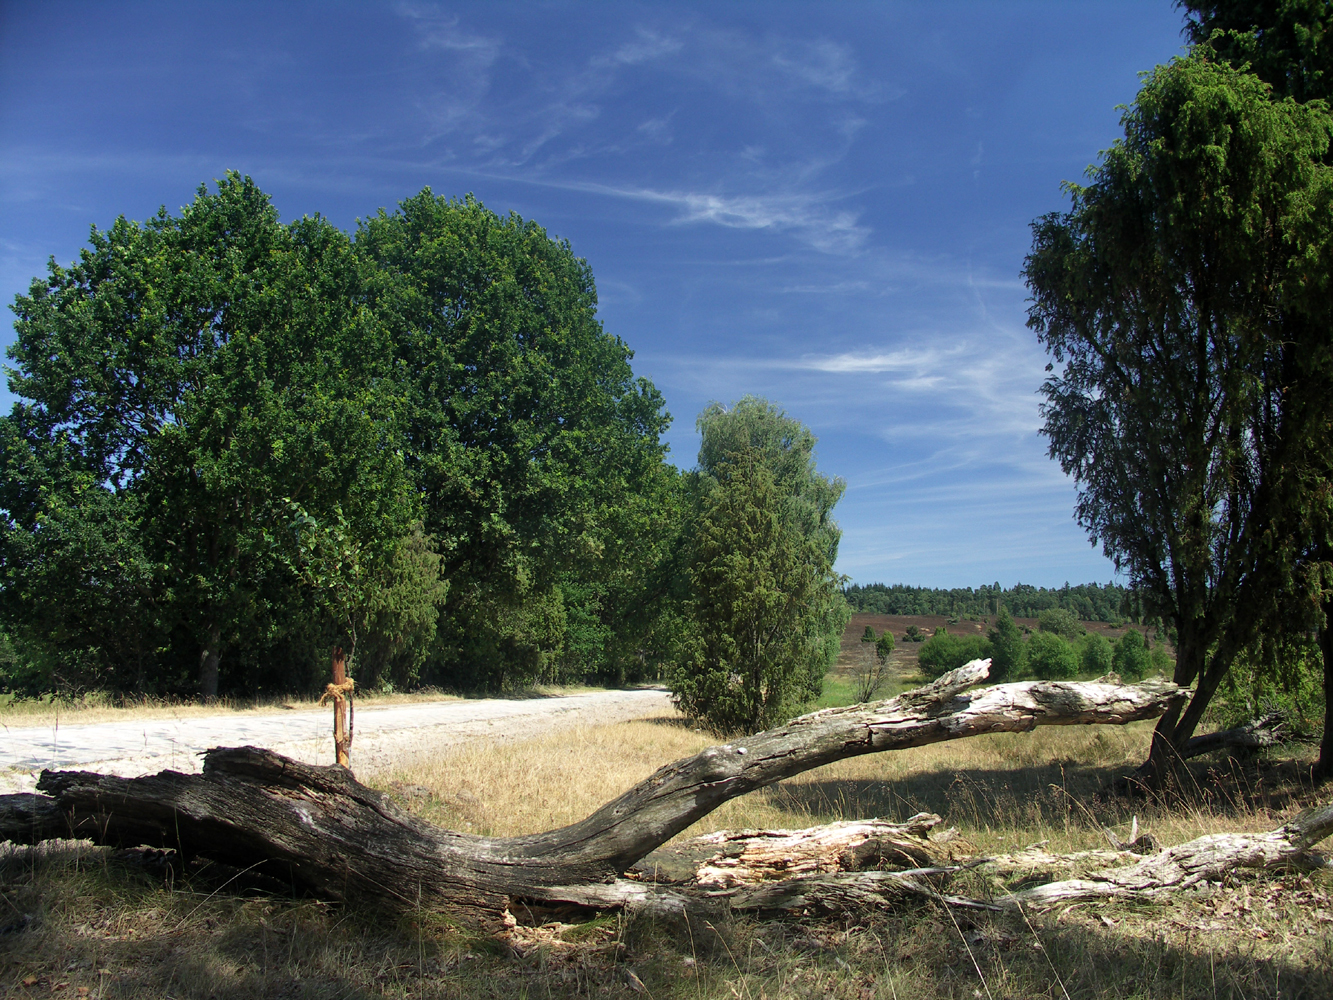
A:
1177 710 1291 762
5 662 1188 916
993 800 1333 909
628 813 969 887
516 805 1333 919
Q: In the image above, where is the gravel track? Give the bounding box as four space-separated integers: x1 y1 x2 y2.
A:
0 687 675 793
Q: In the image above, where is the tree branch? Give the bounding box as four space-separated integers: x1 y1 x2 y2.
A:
8 662 1188 916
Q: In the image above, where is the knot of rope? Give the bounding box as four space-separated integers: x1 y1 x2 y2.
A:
320 677 355 705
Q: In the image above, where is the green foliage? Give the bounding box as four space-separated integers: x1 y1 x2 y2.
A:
903 625 925 642
916 631 992 681
861 625 876 644
1081 632 1114 676
1026 630 1079 681
874 631 895 664
987 609 1026 682
1184 1 1333 103
1213 632 1325 736
1149 644 1175 676
844 580 1129 622
669 398 849 734
0 179 679 698
1024 49 1333 756
0 174 420 697
355 191 674 690
1037 608 1085 639
1112 630 1151 681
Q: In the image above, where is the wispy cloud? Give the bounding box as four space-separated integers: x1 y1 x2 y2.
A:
771 38 859 94
385 9 886 254
796 348 956 374
597 28 684 68
552 182 869 253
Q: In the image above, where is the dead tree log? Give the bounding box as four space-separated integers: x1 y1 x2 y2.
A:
1177 710 1290 761
629 813 967 887
994 800 1333 909
6 662 1187 916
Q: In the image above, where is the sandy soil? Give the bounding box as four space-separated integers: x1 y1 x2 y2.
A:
0 687 675 793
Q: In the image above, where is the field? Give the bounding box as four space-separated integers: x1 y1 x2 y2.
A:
841 612 1157 680
2 618 1330 999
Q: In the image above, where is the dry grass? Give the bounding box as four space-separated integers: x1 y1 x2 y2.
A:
3 698 1331 999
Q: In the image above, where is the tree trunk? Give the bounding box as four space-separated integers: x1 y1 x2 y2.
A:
1176 710 1289 760
198 622 221 702
1143 622 1239 786
1319 596 1333 780
7 663 1187 918
993 799 1333 908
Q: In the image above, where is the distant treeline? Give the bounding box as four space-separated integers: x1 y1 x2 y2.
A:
843 582 1132 623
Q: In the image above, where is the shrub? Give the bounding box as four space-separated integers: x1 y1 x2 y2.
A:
1149 644 1174 675
874 632 894 663
1027 630 1079 680
904 625 925 642
1080 632 1114 676
986 609 1025 682
916 632 992 680
1037 608 1086 639
1112 629 1151 680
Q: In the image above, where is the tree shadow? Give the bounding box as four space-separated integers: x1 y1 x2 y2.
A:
761 754 1322 836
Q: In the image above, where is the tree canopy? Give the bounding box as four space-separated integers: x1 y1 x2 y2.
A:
1024 48 1333 779
0 178 680 697
668 397 849 734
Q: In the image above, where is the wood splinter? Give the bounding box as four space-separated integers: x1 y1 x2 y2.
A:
319 645 355 769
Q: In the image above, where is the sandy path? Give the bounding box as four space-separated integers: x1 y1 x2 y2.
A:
0 687 675 793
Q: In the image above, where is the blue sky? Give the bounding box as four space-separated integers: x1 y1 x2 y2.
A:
0 1 1189 588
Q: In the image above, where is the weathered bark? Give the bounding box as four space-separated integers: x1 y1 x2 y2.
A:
1177 710 1291 761
0 792 66 844
540 804 1333 919
1319 597 1333 780
322 646 354 768
629 813 966 886
7 663 1188 916
994 800 1333 909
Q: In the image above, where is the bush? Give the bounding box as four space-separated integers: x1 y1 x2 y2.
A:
916 632 992 680
1027 630 1079 680
1149 644 1174 675
904 625 925 642
1080 632 1114 676
986 609 1025 682
874 632 894 663
1112 629 1151 680
1037 608 1086 639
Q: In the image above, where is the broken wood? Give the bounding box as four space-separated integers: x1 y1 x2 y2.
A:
993 799 1333 909
629 814 969 887
1176 710 1290 762
320 645 354 768
1 662 1189 917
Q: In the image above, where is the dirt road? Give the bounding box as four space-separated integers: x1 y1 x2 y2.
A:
0 687 674 793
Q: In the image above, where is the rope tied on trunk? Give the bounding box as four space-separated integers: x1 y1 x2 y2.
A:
320 677 355 705
320 676 356 767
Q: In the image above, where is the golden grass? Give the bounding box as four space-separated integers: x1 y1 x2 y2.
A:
3 693 1331 999
377 709 1312 856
